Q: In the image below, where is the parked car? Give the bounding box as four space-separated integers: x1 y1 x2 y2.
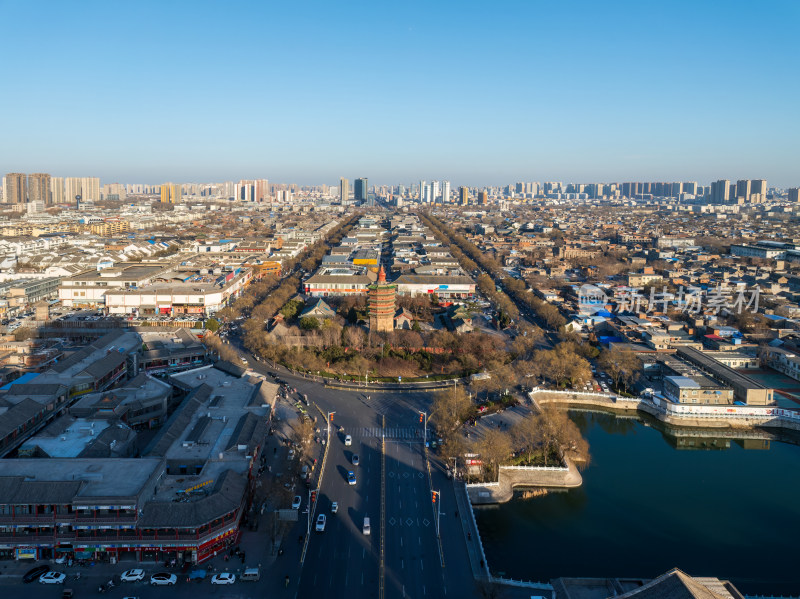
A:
121 569 145 582
211 573 236 585
150 573 177 586
23 565 50 583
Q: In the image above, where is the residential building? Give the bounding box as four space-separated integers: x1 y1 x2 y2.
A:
160 182 182 204
4 173 26 204
339 177 350 203
27 173 51 205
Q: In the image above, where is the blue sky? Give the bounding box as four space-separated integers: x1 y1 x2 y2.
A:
1 0 798 187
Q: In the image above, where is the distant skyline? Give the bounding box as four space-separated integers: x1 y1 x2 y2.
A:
1 1 798 187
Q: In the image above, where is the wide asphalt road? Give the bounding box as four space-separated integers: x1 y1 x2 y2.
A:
232 339 483 598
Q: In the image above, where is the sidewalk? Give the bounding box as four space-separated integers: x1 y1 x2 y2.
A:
453 480 490 581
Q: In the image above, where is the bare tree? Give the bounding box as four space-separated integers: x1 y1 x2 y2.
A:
429 385 473 437
477 428 513 480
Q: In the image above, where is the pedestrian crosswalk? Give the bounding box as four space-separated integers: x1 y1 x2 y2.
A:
357 426 424 440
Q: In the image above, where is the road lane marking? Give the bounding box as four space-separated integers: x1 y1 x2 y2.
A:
379 414 386 599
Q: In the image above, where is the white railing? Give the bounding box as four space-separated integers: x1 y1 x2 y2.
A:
500 465 569 472
490 576 554 591
466 481 500 488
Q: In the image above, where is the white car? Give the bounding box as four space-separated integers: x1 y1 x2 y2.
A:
121 569 146 582
211 573 236 585
331 501 339 514
292 495 302 509
39 572 66 584
150 573 177 586
316 514 326 532
344 435 352 446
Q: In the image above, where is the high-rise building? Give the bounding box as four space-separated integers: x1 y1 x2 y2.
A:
431 180 440 203
459 186 469 205
354 178 368 203
236 180 256 202
441 180 450 204
65 178 81 202
788 188 799 202
4 173 26 204
711 179 730 204
255 179 269 202
103 183 127 201
51 177 64 204
751 179 767 201
419 180 426 202
160 182 182 203
478 190 488 205
27 173 51 205
736 179 751 201
80 177 100 201
339 177 350 203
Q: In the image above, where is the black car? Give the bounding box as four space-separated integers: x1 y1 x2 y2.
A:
23 564 50 583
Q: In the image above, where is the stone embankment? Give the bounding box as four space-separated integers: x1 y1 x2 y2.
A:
466 460 582 505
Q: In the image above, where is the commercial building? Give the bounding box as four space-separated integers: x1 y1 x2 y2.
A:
0 362 275 564
2 276 61 307
102 268 253 316
676 347 774 405
393 273 475 299
339 177 349 204
459 186 469 205
354 178 368 203
304 266 376 297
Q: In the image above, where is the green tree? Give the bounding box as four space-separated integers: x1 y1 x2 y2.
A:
204 318 221 333
299 316 320 330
